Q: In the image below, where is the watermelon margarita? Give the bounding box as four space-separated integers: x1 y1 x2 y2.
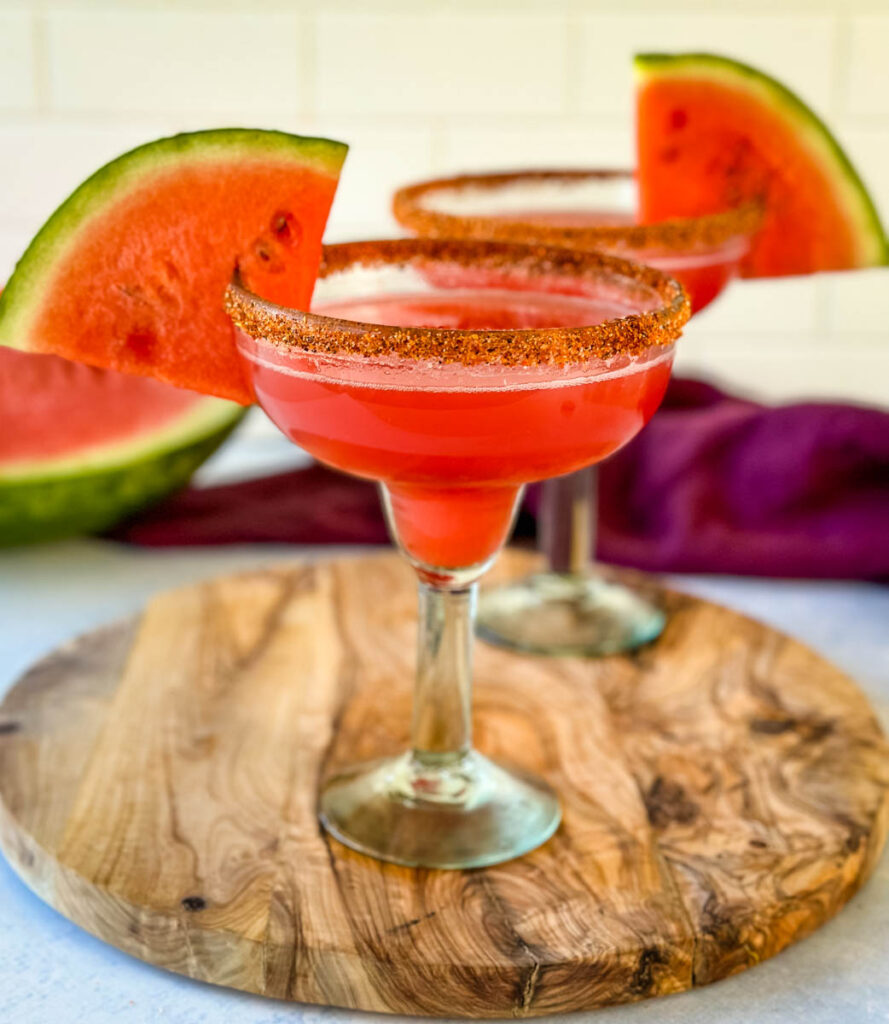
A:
478 209 743 314
393 169 758 314
393 169 757 655
243 289 673 570
226 238 689 870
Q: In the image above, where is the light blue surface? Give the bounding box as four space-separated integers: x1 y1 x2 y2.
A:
1 432 888 1023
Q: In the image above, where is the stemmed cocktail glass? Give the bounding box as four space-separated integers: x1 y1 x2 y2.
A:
394 170 758 656
226 238 688 869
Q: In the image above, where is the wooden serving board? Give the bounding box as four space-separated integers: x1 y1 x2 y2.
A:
1 552 887 1017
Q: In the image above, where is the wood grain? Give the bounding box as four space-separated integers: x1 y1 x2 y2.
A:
0 551 887 1017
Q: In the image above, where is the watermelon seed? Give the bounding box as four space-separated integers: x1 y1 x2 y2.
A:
126 328 157 361
162 259 182 283
240 221 296 278
251 237 287 274
670 108 687 131
116 283 147 304
271 210 302 250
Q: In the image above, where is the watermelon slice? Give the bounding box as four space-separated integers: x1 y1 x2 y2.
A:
635 52 889 277
0 346 244 545
0 129 348 404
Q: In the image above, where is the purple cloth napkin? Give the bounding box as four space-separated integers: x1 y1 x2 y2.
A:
597 379 889 579
112 463 390 547
111 378 889 580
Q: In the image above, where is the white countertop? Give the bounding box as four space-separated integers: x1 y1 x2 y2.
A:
1 428 888 1024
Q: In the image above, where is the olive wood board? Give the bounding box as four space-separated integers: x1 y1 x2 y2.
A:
0 551 887 1018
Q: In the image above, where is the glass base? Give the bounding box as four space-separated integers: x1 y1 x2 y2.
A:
319 750 561 869
477 572 666 657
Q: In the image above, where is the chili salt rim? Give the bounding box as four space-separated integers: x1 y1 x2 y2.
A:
225 237 690 366
392 169 762 255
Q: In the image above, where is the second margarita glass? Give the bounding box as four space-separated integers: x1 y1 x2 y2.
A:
394 170 758 656
226 238 688 869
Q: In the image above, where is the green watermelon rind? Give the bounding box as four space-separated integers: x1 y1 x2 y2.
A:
634 52 889 268
0 397 244 545
0 129 349 352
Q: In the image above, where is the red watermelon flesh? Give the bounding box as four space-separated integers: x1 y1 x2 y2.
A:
0 341 245 546
1 346 201 463
0 131 347 405
636 53 888 278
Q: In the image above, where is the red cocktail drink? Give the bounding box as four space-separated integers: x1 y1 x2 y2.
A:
393 171 756 655
226 239 688 870
247 290 672 569
394 171 759 316
479 209 745 313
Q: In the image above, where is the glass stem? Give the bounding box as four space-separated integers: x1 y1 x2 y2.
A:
411 581 476 766
541 465 596 575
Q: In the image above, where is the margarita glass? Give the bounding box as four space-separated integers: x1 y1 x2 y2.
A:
394 169 757 656
226 238 688 869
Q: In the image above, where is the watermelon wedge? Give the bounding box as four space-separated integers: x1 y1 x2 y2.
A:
635 52 889 277
0 346 243 545
0 129 348 404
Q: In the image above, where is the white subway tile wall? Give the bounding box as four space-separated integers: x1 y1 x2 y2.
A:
46 11 307 117
314 121 437 239
576 15 837 118
316 14 568 117
0 12 35 112
439 124 633 176
0 0 886 406
847 16 889 118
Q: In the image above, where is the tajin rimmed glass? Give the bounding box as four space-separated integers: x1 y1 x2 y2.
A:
393 169 758 657
226 237 689 869
393 168 758 315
